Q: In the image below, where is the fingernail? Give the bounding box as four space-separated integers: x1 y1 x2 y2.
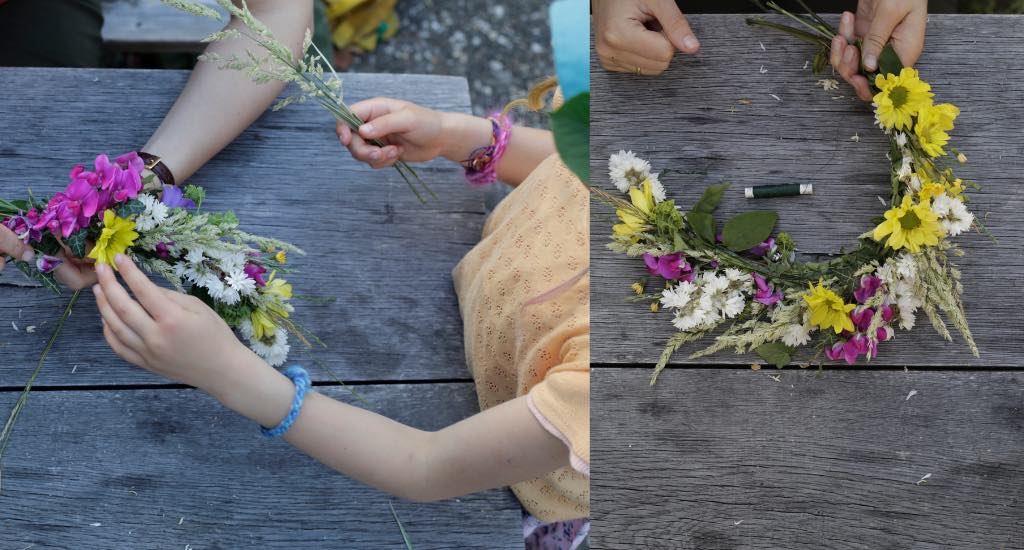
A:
21 249 34 262
91 284 100 294
864 54 877 70
115 254 126 264
96 263 107 274
369 150 381 161
360 123 374 136
682 35 699 51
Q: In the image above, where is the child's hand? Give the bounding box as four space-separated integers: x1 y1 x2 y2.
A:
336 98 448 168
92 254 259 396
830 1 927 101
0 225 97 289
592 0 699 76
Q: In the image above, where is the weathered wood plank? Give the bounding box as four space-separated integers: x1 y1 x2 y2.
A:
590 15 1024 366
0 383 523 549
591 367 1024 549
0 68 486 386
101 0 228 53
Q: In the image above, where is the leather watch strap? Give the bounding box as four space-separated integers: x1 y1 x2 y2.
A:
138 152 176 187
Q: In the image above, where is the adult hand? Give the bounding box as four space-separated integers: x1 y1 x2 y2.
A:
830 1 927 101
335 97 446 169
593 0 699 76
0 225 97 289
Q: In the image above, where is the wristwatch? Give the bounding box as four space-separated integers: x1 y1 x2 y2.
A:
138 151 176 187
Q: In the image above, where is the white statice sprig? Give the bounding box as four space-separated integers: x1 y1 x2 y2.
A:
660 270 753 332
930 194 974 237
134 193 169 232
608 150 651 193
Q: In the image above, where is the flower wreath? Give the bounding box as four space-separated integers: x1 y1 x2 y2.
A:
600 4 983 383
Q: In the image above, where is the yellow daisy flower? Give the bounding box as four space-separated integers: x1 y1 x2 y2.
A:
612 179 655 237
915 103 959 158
872 195 945 252
873 68 933 131
803 280 855 334
87 209 139 268
250 309 277 341
918 180 946 202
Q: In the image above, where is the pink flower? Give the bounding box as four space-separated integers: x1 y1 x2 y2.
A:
850 307 875 333
244 263 268 287
825 341 845 362
3 210 43 243
749 237 776 257
853 275 883 304
643 253 694 282
751 272 783 305
36 254 62 273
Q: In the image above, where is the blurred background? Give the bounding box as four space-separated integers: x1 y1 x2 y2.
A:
0 0 555 126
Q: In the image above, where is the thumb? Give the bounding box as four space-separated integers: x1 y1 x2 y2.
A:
861 6 901 72
358 109 416 141
0 225 33 262
648 0 699 54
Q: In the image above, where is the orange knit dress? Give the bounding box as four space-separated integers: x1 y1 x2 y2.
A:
452 153 590 523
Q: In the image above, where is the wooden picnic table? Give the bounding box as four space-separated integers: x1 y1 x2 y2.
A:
101 0 228 53
590 14 1023 549
0 68 524 548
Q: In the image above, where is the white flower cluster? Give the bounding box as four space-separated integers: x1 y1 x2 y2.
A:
172 246 257 306
134 193 170 232
608 150 666 202
877 252 923 329
660 269 752 331
239 319 290 367
779 310 815 347
893 144 974 238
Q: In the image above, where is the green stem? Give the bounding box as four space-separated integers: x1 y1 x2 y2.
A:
0 289 82 493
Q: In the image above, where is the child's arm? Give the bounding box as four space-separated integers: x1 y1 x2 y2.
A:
335 97 556 187
92 255 569 502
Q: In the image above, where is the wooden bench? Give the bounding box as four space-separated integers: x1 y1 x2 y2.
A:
0 68 523 548
590 14 1023 548
101 0 228 53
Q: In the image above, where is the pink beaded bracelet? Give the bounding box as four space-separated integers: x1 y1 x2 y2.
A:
463 112 512 186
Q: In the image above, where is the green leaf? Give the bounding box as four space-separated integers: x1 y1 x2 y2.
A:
877 43 903 76
673 231 685 252
722 211 778 251
687 212 716 243
115 199 146 219
690 183 730 214
755 343 793 369
65 229 89 258
550 92 589 184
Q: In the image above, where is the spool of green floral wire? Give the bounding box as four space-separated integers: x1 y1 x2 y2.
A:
744 183 813 199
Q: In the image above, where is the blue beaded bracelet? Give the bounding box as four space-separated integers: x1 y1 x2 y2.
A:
261 365 311 438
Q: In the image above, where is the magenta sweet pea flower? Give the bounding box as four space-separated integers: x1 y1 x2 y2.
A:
749 237 776 257
161 185 196 209
853 275 883 303
825 341 845 362
643 253 693 281
850 307 875 333
751 272 783 305
155 241 174 259
3 211 43 243
880 304 894 322
35 254 62 274
244 263 268 287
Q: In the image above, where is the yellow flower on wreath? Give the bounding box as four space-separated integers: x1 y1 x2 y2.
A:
915 103 960 158
613 178 655 237
872 195 945 253
873 68 933 131
250 309 278 342
87 209 139 268
803 280 855 334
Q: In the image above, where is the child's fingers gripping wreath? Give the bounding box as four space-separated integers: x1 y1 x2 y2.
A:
93 254 250 391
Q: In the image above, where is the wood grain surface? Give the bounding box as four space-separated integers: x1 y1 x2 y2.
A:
0 383 523 549
101 0 228 53
0 68 486 386
590 14 1024 367
591 368 1023 549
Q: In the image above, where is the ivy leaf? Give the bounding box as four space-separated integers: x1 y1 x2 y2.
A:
549 92 589 184
690 182 730 214
115 199 146 219
65 229 90 258
877 43 903 76
673 230 685 252
755 343 793 369
722 211 777 251
687 212 715 243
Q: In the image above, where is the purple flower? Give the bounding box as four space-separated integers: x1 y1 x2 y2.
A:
749 237 776 257
244 263 268 287
825 341 845 362
3 210 43 243
850 307 875 333
880 304 894 322
155 241 174 259
876 326 893 342
853 275 883 304
643 253 693 281
751 272 783 305
35 254 62 274
161 185 196 209
708 260 720 269
95 153 142 204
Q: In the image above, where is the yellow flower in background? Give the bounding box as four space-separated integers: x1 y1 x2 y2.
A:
275 249 288 264
250 309 277 341
915 103 959 157
873 195 945 252
946 177 965 197
263 274 293 301
613 179 655 237
873 68 933 130
803 280 855 334
918 180 946 202
87 210 139 268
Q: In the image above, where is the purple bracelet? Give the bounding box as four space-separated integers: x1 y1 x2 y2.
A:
463 112 512 186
